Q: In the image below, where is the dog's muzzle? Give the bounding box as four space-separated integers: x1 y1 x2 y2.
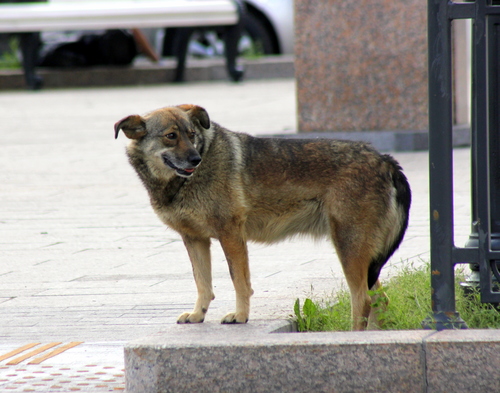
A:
162 154 201 177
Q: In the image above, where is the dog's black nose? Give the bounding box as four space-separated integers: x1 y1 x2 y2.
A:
188 155 202 167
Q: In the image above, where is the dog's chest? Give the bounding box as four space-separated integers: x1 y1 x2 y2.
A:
152 203 212 237
150 185 220 238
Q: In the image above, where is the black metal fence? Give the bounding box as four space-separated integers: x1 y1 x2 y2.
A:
427 0 500 330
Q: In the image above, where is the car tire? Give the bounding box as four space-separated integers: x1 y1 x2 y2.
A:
240 11 275 56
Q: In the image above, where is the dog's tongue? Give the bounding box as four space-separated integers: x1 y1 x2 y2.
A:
184 168 195 173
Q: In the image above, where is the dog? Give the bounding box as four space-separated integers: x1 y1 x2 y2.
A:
114 104 411 330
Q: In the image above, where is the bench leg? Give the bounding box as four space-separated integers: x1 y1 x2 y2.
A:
223 0 244 82
19 32 43 90
173 27 192 82
223 24 244 82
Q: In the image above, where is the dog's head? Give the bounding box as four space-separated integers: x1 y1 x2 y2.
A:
114 105 210 178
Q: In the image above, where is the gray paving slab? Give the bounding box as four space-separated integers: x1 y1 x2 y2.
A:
0 78 474 391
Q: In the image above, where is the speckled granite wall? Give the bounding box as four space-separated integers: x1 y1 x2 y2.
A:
125 322 500 393
295 0 428 132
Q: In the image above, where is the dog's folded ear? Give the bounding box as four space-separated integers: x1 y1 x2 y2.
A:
114 115 147 140
177 104 210 130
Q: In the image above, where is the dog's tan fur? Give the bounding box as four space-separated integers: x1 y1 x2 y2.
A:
115 105 411 330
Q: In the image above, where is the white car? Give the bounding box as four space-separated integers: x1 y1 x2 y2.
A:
240 0 294 55
162 0 294 58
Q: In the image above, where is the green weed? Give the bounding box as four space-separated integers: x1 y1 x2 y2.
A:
294 287 351 332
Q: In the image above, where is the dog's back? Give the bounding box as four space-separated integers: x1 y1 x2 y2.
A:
235 136 410 245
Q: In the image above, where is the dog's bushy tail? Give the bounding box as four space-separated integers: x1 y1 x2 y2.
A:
367 155 412 289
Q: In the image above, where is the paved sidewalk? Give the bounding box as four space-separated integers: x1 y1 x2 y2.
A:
0 79 472 391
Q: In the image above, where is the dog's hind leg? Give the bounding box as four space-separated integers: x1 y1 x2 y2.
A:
343 266 372 331
219 233 254 324
177 236 214 323
330 221 375 331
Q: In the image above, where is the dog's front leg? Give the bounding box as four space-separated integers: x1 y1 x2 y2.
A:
219 234 254 324
177 236 214 323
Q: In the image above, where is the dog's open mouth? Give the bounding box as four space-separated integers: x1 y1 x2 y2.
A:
162 155 196 177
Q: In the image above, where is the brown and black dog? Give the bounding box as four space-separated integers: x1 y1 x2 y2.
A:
115 104 411 330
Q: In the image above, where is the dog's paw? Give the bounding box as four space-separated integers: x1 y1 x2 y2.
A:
221 312 249 324
177 311 205 324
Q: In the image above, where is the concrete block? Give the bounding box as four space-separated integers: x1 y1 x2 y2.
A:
425 330 500 393
125 321 429 393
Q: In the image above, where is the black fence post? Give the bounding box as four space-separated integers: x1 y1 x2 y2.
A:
424 0 468 330
425 0 500 330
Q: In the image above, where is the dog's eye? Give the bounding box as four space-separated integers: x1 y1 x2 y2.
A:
189 131 196 140
165 133 177 140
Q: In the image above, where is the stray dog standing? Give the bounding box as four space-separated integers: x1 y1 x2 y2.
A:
115 105 411 330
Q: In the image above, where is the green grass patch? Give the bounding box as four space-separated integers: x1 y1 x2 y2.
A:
293 262 500 331
0 37 21 69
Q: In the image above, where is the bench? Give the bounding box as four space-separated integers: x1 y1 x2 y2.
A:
0 0 244 89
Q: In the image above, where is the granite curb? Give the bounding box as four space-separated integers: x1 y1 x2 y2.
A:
125 321 500 393
0 55 295 90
